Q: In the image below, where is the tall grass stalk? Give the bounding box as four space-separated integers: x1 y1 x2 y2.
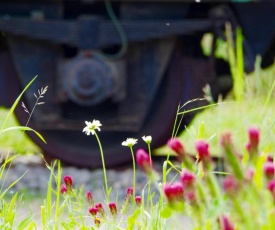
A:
225 22 244 102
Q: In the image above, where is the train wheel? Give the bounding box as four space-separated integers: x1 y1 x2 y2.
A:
7 45 195 168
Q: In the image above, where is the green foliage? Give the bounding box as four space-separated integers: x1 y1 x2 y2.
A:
0 107 40 154
126 209 140 230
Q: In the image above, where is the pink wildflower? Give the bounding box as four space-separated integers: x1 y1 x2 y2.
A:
220 215 235 230
246 127 260 155
108 202 117 216
136 149 153 174
244 168 255 182
223 176 239 195
220 133 233 148
267 155 273 162
267 179 275 193
167 138 185 156
135 196 142 206
264 161 275 179
63 175 72 189
163 182 184 203
180 169 195 188
195 140 210 162
89 207 98 216
127 187 133 197
248 127 260 147
186 191 196 203
86 191 94 206
95 203 105 217
60 184 67 194
121 187 134 214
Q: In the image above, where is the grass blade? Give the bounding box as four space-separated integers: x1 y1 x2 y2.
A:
1 126 46 143
0 75 37 132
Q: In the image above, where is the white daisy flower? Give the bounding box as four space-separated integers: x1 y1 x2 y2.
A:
122 138 138 147
142 135 152 144
82 120 102 135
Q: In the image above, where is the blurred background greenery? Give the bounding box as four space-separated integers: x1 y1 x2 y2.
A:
155 58 275 157
0 106 40 155
156 29 275 157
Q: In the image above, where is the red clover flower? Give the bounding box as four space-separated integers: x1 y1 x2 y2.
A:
267 179 275 193
86 191 94 206
246 127 260 156
167 138 194 171
136 149 153 174
167 138 185 156
248 127 260 147
244 167 255 182
121 187 134 214
95 203 105 216
180 169 195 188
263 161 275 179
220 132 233 148
108 202 117 217
222 176 239 195
267 155 273 162
186 191 196 203
195 140 211 163
89 207 98 217
163 182 184 203
127 187 133 197
63 175 73 190
135 196 142 206
219 215 235 230
60 184 67 194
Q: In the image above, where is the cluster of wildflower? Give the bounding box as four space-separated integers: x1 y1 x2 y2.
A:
58 152 143 228
161 139 211 211
87 187 141 228
120 187 142 213
81 119 275 228
156 127 275 229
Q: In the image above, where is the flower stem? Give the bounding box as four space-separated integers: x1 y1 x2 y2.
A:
147 143 152 209
206 172 220 199
130 146 136 197
94 132 109 201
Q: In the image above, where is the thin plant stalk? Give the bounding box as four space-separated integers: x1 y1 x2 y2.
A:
129 146 136 197
94 132 109 202
54 161 62 230
146 143 153 210
15 86 48 154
